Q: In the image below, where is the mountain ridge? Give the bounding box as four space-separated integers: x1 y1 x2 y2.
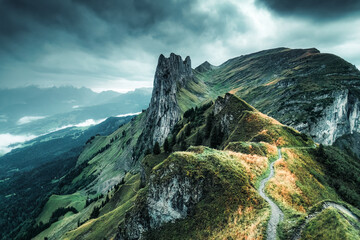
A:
194 47 360 149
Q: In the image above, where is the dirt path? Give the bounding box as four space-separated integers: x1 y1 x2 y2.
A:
291 202 360 240
258 144 359 239
259 148 284 240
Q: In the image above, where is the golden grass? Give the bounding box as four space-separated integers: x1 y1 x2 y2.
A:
267 148 340 216
256 112 282 125
229 87 242 94
267 156 308 213
275 136 286 147
211 205 270 240
228 151 268 184
265 78 281 86
265 144 278 156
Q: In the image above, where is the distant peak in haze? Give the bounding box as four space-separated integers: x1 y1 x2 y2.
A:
0 85 154 95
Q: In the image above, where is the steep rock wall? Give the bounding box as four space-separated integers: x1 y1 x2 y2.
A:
294 90 360 145
117 161 204 240
141 53 194 149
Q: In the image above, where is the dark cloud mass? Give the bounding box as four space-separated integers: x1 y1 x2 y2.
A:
0 0 359 92
0 0 247 90
0 0 243 52
257 0 360 19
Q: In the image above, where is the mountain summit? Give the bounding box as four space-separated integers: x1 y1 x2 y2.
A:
145 53 194 146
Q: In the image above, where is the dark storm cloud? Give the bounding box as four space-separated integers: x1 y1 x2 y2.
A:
256 0 360 20
0 0 246 89
0 0 244 54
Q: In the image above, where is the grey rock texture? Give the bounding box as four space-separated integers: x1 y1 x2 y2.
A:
118 205 150 240
294 90 360 145
117 161 203 240
334 132 360 159
214 94 235 136
141 53 194 149
147 164 203 229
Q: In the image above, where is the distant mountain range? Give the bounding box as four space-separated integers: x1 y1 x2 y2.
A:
0 86 152 136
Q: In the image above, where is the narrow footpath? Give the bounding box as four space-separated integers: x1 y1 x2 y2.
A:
258 148 284 240
257 145 360 240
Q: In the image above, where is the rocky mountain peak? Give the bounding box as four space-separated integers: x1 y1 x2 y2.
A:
195 61 213 73
155 53 192 86
142 53 194 147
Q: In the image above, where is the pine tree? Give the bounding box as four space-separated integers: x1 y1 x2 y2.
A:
164 138 170 153
180 141 187 151
210 125 218 148
153 141 161 155
195 131 203 146
145 148 151 155
185 124 191 136
205 112 214 138
210 125 224 149
171 134 177 146
90 206 100 219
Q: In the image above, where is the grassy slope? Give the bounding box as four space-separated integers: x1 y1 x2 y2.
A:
33 113 147 239
36 93 360 240
36 193 86 225
34 174 140 240
176 76 210 113
301 208 360 240
145 147 269 240
315 146 360 209
170 93 314 152
74 112 146 190
263 145 360 239
61 174 141 240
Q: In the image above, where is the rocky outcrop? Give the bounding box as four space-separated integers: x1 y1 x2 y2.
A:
117 159 204 240
293 90 360 145
214 93 255 137
147 167 203 229
141 53 194 148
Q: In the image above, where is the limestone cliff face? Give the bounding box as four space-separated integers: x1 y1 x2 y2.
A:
147 168 203 229
144 53 193 147
292 90 360 145
117 160 204 240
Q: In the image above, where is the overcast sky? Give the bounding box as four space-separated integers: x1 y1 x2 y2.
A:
1 0 360 93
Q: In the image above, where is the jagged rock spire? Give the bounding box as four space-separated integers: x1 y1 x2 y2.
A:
143 53 193 147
